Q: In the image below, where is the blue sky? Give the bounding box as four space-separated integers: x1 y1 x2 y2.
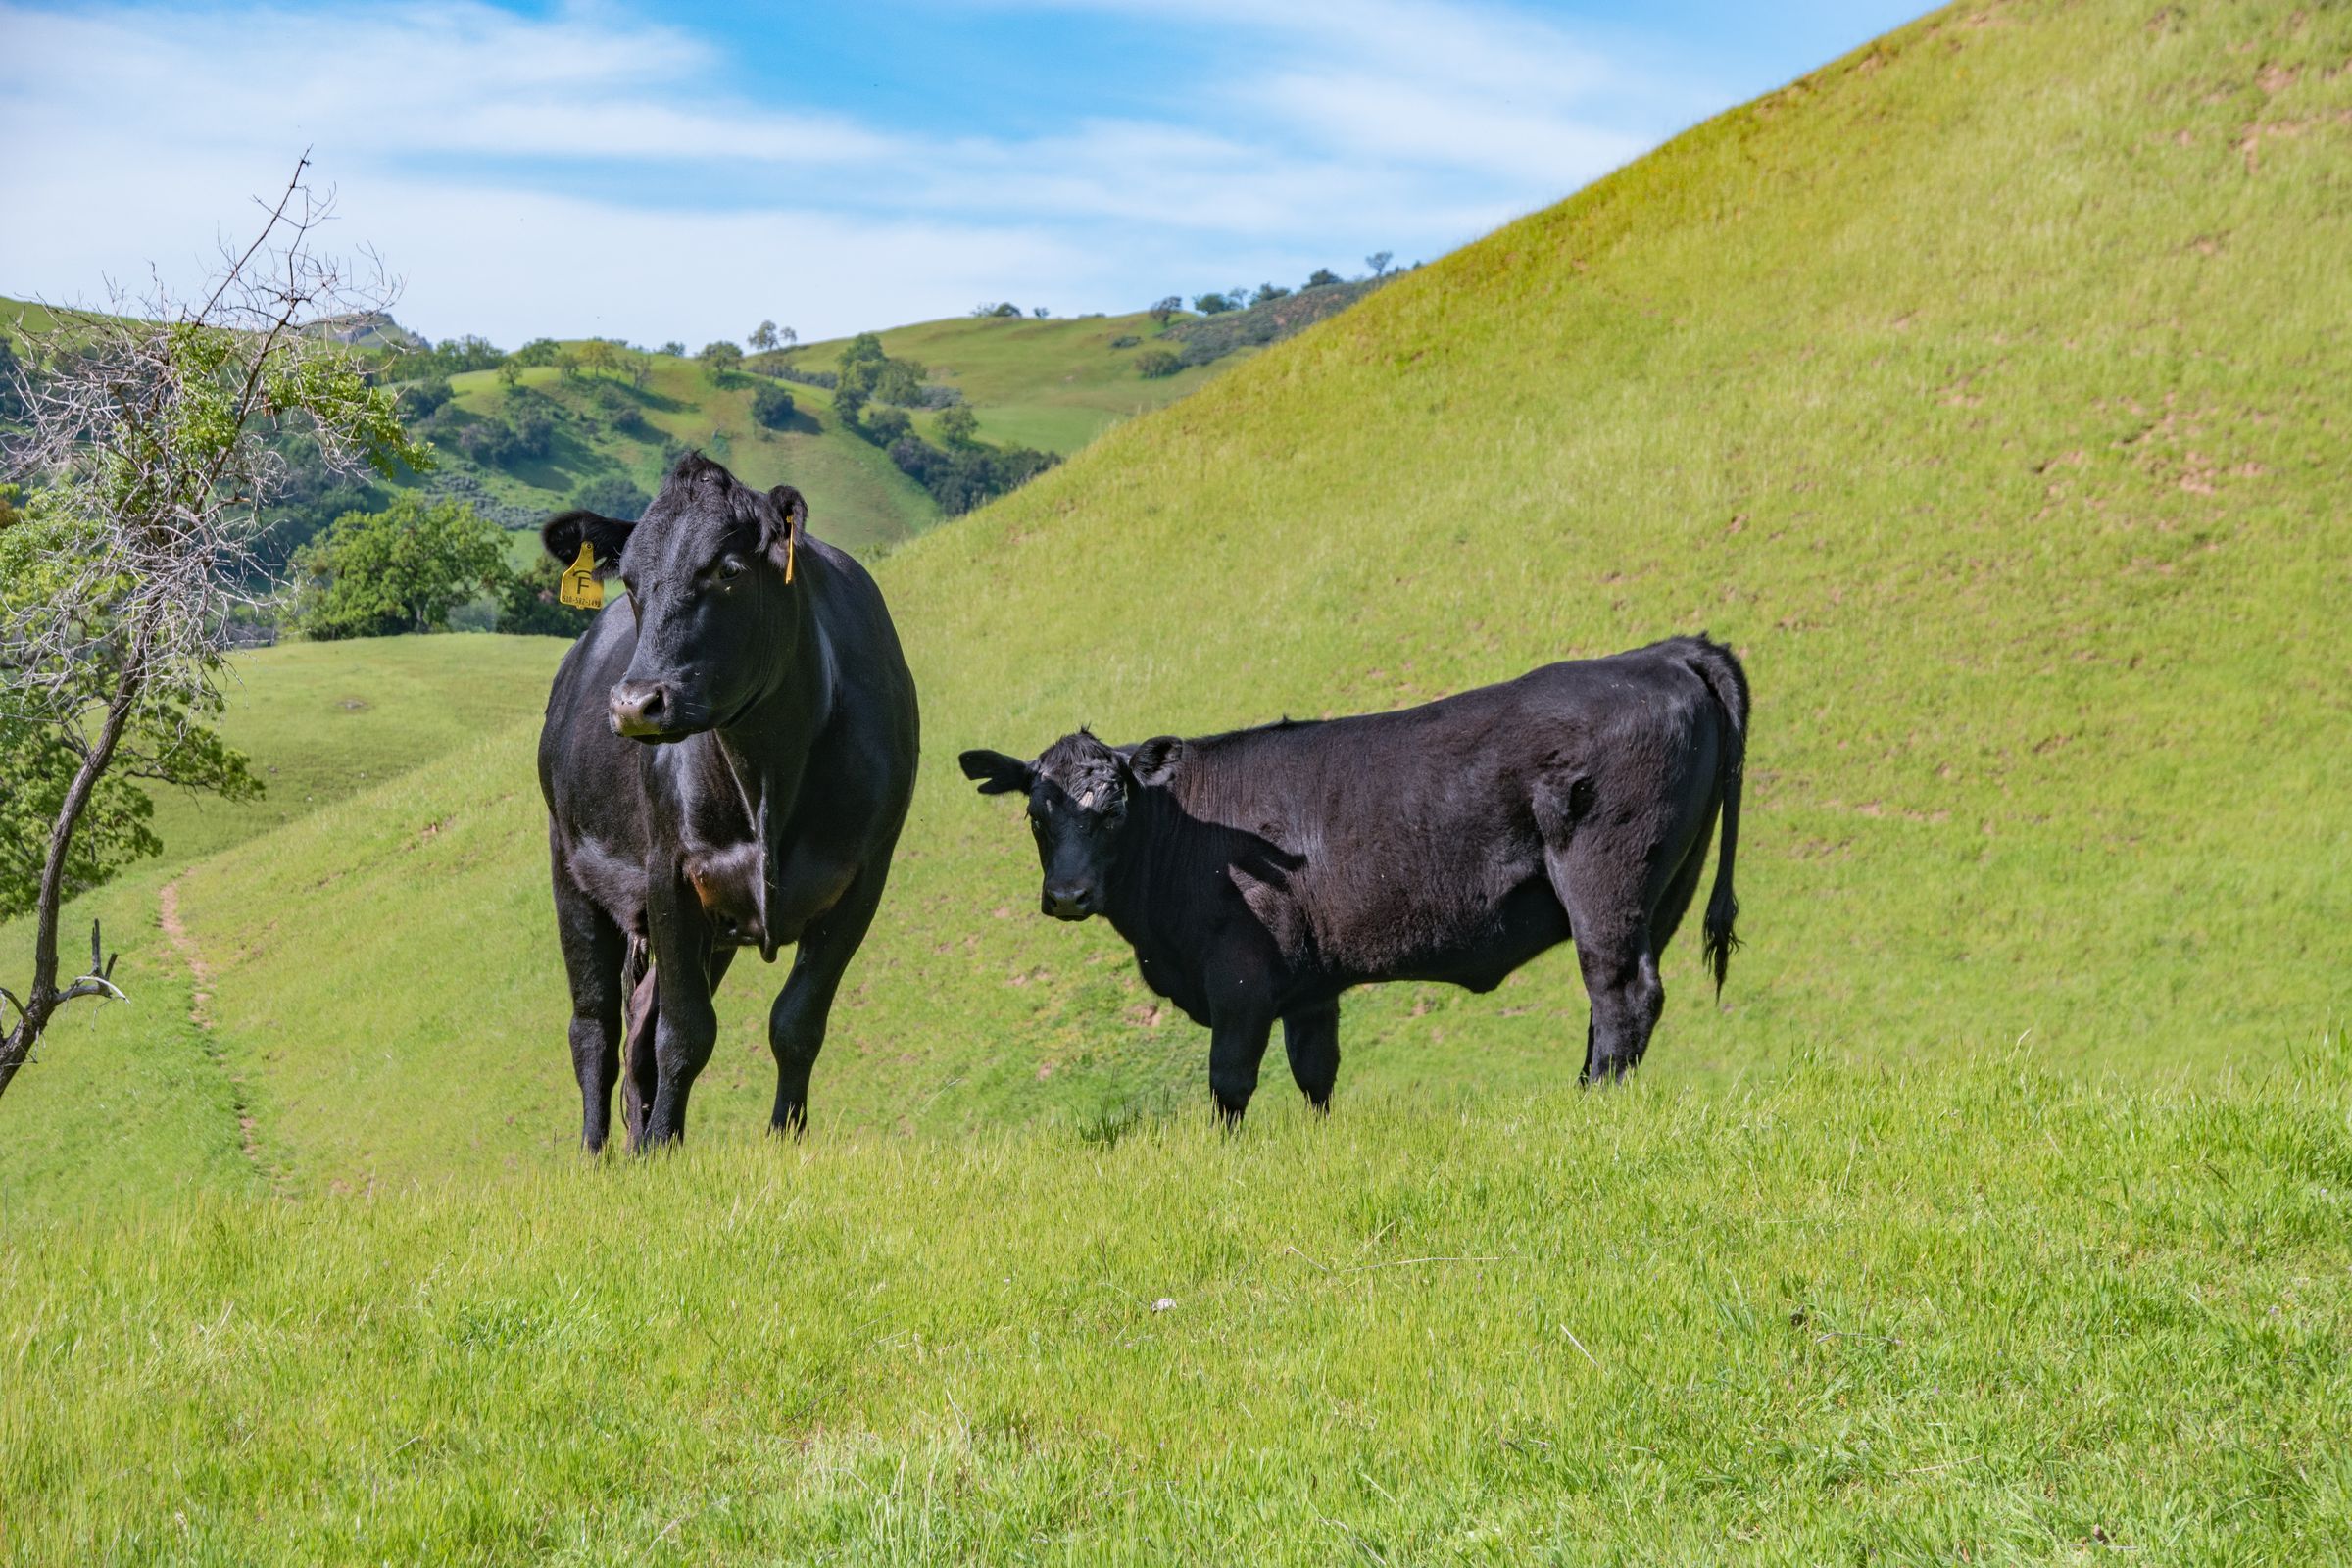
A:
0 1 1926 346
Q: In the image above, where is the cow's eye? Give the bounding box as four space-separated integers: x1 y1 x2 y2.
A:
717 559 745 582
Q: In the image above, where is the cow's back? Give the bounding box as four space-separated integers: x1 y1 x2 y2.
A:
1151 642 1731 989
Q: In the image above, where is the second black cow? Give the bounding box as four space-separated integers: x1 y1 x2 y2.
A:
961 636 1747 1119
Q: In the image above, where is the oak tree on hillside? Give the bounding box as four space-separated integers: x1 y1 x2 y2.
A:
0 158 424 1102
289 493 508 640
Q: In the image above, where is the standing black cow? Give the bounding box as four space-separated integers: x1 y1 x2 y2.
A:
960 636 1746 1120
538 453 918 1151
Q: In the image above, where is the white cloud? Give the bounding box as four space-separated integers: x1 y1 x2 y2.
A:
0 0 1700 343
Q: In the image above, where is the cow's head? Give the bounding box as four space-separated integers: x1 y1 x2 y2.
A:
960 730 1181 920
542 452 808 743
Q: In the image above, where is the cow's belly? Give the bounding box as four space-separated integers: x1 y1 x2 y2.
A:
1329 873 1569 993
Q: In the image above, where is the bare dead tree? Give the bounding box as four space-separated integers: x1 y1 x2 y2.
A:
0 154 425 1102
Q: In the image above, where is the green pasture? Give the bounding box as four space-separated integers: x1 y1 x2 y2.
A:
788 309 1244 454
4 0 2351 1558
440 353 939 556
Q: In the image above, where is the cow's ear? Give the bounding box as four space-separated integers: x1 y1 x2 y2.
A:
760 484 808 570
542 510 633 573
959 749 1035 796
1126 736 1184 787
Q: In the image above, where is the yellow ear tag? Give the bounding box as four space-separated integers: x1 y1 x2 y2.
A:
559 541 605 611
784 531 797 585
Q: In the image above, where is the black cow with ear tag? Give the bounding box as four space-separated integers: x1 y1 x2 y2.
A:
538 451 918 1152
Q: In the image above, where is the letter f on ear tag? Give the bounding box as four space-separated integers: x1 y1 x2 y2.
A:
559 541 605 610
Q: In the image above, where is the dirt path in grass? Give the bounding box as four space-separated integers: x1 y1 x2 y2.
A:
160 877 268 1180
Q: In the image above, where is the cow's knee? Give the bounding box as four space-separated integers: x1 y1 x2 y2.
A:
1583 954 1663 1084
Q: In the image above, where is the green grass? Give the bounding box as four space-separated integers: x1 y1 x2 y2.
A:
6 0 2352 1556
0 637 565 1221
788 309 1247 453
6 1055 2348 1562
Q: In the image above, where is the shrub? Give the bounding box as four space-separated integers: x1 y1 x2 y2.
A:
290 494 510 640
934 405 978 446
572 473 650 518
887 434 1059 515
751 382 796 429
394 377 453 421
861 406 912 446
1135 349 1183 379
1109 335 1141 350
1304 268 1342 288
510 338 563 368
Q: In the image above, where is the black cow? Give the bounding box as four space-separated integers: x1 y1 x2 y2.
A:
538 453 918 1151
960 636 1747 1119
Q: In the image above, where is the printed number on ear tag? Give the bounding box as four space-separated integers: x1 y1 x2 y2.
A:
559 541 605 611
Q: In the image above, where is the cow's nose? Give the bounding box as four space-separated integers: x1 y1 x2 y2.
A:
1043 883 1094 920
609 680 669 737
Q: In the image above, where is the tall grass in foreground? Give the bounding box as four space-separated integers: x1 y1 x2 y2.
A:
7 1051 2347 1563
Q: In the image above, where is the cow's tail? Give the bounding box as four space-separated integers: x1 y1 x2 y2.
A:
1687 637 1748 1000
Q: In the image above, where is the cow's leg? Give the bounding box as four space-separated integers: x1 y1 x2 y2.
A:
1646 815 1714 959
1208 1009 1275 1125
1282 1002 1342 1112
552 865 625 1153
1546 848 1666 1085
639 888 722 1149
766 861 891 1137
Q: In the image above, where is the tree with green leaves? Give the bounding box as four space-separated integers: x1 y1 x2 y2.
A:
1365 251 1394 278
751 382 796 430
0 159 425 1101
749 320 778 351
289 492 509 640
699 341 744 377
934 404 979 446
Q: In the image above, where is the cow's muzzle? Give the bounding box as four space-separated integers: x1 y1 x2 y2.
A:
1043 883 1097 921
609 679 677 740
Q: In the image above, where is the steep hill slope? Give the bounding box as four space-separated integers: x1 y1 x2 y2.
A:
110 0 2351 1198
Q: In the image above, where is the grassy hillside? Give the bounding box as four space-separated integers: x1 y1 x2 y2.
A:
0 638 565 1220
5 0 2352 1556
785 309 1247 454
415 308 1249 555
431 351 940 555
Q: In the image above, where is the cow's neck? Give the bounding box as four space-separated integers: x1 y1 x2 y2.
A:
709 597 834 959
1103 785 1183 950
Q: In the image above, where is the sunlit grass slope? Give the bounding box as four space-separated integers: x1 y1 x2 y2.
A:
0 637 565 1221
425 312 1237 555
439 350 939 554
132 0 2352 1200
7 1056 2349 1561
789 309 1244 453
